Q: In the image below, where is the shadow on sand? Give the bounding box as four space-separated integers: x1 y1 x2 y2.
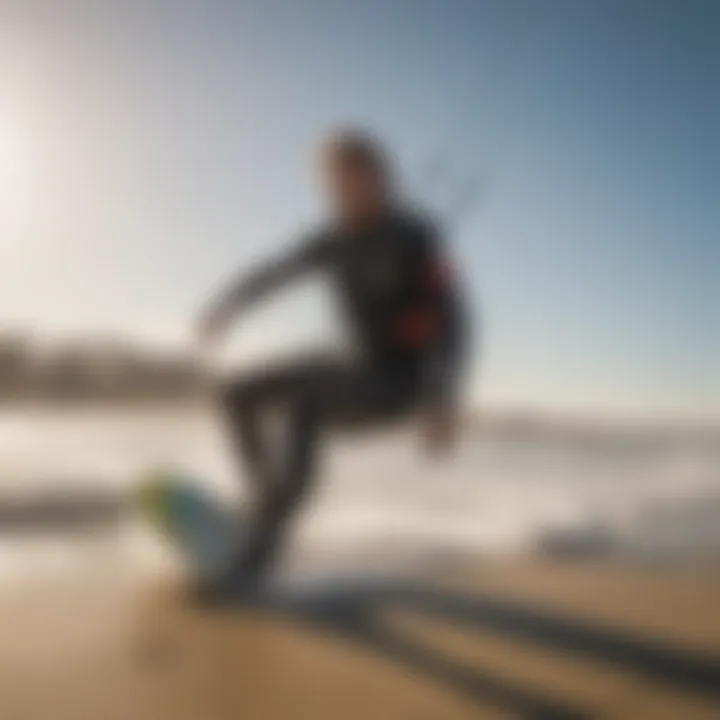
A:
231 577 720 720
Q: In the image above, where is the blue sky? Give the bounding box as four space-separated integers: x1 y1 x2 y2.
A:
0 0 717 419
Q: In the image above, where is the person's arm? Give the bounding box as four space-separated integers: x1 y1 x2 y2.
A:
411 223 469 452
198 232 330 342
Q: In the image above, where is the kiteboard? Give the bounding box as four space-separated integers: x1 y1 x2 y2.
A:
136 471 246 580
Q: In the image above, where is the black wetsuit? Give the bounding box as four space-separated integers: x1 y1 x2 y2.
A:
209 206 469 584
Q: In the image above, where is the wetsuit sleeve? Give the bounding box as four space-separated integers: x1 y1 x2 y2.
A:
206 231 331 326
412 223 468 412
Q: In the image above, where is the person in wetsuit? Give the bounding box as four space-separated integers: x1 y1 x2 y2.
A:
196 129 470 598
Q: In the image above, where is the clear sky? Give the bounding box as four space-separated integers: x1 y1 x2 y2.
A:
0 0 718 420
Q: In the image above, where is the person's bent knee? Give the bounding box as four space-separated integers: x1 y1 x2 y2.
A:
217 377 254 417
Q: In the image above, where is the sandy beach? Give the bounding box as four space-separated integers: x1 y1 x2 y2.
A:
1 407 718 718
1 554 719 720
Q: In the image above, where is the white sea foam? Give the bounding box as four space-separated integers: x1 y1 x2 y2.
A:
0 408 718 587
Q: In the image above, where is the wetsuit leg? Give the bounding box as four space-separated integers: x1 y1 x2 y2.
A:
235 392 321 582
219 377 274 495
219 355 341 494
223 355 418 584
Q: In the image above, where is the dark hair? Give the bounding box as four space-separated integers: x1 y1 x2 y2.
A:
321 128 390 182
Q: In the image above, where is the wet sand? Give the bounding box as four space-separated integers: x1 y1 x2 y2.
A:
1 556 720 719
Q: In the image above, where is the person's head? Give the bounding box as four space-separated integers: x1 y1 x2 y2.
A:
319 128 393 222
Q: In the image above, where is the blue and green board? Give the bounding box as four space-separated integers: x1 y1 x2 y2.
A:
136 471 245 578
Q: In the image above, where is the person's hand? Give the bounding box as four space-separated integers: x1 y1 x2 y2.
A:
421 407 459 457
195 304 229 350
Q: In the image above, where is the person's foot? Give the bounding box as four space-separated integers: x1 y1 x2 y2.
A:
186 566 263 608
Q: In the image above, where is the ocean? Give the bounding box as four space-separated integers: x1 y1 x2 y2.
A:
0 407 718 589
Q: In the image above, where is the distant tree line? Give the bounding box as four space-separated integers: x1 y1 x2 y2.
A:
0 334 209 403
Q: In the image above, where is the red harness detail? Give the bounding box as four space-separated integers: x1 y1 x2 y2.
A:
393 310 441 347
393 258 453 348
